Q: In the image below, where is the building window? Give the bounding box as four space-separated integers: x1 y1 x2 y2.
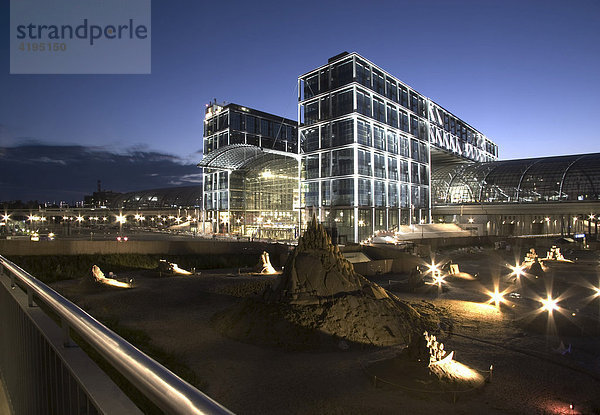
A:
304 182 319 207
321 180 331 206
304 101 319 125
358 149 372 176
305 155 319 179
358 178 372 206
332 89 353 117
321 152 331 177
305 74 318 99
356 89 372 117
355 60 371 88
302 127 319 152
331 148 354 176
387 131 398 154
357 119 372 146
373 125 385 150
388 156 398 180
330 119 354 148
386 104 398 129
372 69 385 95
374 153 386 179
332 59 353 88
331 179 354 206
373 98 385 123
374 180 386 207
388 182 399 207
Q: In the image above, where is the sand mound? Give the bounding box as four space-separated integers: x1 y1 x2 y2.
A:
213 217 426 349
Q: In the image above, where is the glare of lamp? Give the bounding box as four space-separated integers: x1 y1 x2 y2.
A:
540 295 559 313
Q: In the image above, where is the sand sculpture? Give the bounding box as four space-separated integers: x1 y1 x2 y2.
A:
214 216 425 348
260 251 277 275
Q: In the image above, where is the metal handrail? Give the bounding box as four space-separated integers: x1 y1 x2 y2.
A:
0 255 234 415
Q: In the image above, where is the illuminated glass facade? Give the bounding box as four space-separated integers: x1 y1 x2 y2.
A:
200 102 299 239
298 52 497 243
432 153 600 205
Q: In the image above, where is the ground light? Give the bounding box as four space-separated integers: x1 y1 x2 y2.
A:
509 263 526 279
540 295 559 313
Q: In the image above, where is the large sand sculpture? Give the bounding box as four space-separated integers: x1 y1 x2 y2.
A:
213 216 426 349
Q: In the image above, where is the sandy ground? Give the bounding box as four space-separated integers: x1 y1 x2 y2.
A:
51 249 600 415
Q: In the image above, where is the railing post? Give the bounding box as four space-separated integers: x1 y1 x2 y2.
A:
27 287 35 307
62 318 76 348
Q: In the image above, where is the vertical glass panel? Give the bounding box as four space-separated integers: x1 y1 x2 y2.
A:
230 111 241 130
305 155 319 179
357 119 372 146
400 160 409 182
356 89 372 117
230 131 244 145
332 59 353 88
331 119 354 147
374 180 386 207
399 110 409 132
374 153 386 178
332 89 353 117
246 134 259 146
320 96 330 120
358 178 372 206
358 149 372 176
411 162 420 184
321 180 331 206
372 69 385 95
355 59 371 88
305 74 318 99
399 85 408 108
388 182 399 207
321 151 331 177
319 68 330 94
373 125 385 150
358 209 372 242
386 78 397 102
246 115 256 134
374 208 386 231
373 98 385 123
420 164 429 185
386 104 398 128
399 135 409 157
400 184 410 208
411 185 421 208
386 131 398 154
304 101 319 125
388 156 398 180
301 127 319 152
304 182 319 207
410 92 418 113
331 178 354 206
331 148 354 176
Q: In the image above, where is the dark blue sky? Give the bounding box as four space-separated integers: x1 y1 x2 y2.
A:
1 0 599 163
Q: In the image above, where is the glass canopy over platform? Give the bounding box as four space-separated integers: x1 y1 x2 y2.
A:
432 153 600 204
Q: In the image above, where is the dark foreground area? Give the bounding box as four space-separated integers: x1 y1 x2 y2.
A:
34 246 600 415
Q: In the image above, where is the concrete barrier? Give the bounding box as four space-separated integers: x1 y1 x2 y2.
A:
0 239 290 258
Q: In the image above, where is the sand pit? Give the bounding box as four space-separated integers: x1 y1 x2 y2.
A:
213 217 428 349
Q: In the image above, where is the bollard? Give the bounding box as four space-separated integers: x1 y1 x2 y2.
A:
373 376 378 388
489 364 493 383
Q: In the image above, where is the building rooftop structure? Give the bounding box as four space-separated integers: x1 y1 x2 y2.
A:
432 152 600 205
109 186 202 210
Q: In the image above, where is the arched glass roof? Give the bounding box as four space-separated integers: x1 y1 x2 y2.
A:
197 144 298 171
432 153 600 204
110 186 202 209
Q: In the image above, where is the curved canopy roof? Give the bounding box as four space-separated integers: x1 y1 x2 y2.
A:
197 144 298 171
432 153 600 205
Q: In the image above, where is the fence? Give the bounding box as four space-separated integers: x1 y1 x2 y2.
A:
0 255 234 415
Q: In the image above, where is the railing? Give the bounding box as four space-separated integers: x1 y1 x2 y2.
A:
0 254 234 415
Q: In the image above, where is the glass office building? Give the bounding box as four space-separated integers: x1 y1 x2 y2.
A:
298 52 497 243
198 102 300 239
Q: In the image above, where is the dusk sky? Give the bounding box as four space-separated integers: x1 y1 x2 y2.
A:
1 0 600 200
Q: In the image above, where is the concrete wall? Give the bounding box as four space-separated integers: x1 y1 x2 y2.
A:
0 239 290 259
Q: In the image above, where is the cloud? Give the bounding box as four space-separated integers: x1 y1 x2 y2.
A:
0 143 202 203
